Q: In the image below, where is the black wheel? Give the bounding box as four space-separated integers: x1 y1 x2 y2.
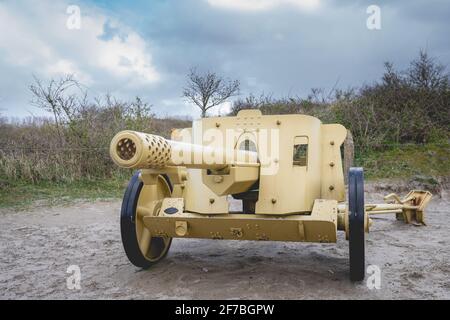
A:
120 171 173 268
348 167 365 281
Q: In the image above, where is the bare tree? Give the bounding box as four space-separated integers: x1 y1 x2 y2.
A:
408 50 448 90
183 68 240 117
29 74 86 145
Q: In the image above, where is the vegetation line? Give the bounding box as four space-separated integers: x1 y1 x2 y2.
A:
0 50 449 208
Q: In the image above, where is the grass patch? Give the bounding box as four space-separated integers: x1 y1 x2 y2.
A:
0 178 127 209
355 143 450 180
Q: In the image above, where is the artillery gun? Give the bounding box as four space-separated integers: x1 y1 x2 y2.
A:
110 109 432 281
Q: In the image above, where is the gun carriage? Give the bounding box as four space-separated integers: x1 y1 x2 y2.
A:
110 110 432 281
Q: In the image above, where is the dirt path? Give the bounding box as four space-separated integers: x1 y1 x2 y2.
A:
0 189 449 300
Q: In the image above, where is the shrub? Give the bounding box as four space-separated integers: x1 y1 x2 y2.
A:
0 77 191 184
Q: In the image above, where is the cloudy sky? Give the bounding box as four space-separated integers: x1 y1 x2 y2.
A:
0 0 448 118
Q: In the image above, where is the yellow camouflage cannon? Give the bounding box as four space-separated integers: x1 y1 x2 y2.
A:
110 109 432 281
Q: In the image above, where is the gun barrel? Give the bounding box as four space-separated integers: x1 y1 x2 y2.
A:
110 130 259 170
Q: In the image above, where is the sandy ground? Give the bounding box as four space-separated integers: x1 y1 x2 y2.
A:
0 187 449 300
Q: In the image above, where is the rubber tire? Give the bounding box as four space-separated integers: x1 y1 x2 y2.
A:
120 171 172 269
348 167 366 281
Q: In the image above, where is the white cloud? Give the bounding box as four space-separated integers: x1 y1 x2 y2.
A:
44 59 92 84
0 0 159 87
95 32 159 83
206 0 321 12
